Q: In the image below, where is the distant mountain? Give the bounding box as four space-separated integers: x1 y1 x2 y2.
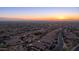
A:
0 17 79 23
0 17 27 21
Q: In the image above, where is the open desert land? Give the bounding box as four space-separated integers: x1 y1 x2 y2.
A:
0 21 79 51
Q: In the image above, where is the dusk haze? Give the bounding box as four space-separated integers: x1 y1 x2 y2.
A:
0 7 79 51
0 7 79 21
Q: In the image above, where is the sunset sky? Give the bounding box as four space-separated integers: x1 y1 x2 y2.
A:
0 7 79 21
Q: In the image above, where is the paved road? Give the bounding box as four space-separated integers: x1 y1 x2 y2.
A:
71 44 79 51
27 28 63 51
52 29 64 51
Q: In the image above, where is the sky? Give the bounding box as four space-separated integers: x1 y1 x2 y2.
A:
0 7 79 21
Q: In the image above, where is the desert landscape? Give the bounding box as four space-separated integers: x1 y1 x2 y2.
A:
0 21 79 51
0 7 79 51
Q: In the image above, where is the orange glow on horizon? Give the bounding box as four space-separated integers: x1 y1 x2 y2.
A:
1 14 79 21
